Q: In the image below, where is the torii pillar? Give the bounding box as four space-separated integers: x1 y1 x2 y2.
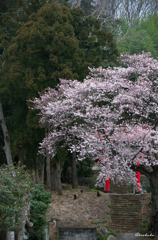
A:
104 178 110 193
135 162 141 194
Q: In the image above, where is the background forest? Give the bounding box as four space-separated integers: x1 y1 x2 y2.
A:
0 0 158 239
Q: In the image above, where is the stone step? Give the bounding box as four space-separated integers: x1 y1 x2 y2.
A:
111 208 140 212
111 202 140 205
111 205 140 209
110 194 141 231
111 199 140 201
111 223 140 226
111 206 140 209
111 217 141 220
111 211 140 214
111 225 140 229
111 200 140 203
111 219 141 223
111 216 140 219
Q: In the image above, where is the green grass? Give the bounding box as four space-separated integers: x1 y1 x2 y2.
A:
140 229 147 234
101 220 107 223
108 231 116 236
93 220 107 224
89 189 103 193
92 221 98 224
96 229 118 240
105 225 111 231
140 220 148 229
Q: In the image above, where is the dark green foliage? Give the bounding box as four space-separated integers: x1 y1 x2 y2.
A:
0 128 6 164
0 164 51 238
0 3 80 164
61 151 95 186
117 13 158 58
77 157 95 187
0 0 49 54
141 175 150 193
29 182 51 240
0 164 31 231
0 2 118 170
80 0 95 16
77 157 94 178
0 0 50 166
52 147 69 165
70 8 118 77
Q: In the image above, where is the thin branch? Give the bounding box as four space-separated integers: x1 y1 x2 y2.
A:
0 48 5 69
116 24 131 44
96 6 104 20
0 61 6 69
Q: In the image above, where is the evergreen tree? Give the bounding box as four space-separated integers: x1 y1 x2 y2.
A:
1 2 118 161
80 0 95 16
117 14 158 58
0 2 118 190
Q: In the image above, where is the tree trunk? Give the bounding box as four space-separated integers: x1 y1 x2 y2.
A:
0 100 13 165
32 168 36 183
133 165 158 236
72 151 78 189
41 157 45 183
56 161 62 195
36 168 40 183
15 192 33 240
148 171 158 235
6 231 14 240
46 152 51 190
51 167 58 191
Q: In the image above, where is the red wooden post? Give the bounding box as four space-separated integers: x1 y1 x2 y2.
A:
105 178 110 193
98 157 110 193
136 162 141 194
104 158 110 193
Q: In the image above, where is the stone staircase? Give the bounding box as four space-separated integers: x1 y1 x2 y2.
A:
110 194 142 231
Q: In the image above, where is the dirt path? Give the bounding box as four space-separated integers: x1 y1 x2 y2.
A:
47 186 111 239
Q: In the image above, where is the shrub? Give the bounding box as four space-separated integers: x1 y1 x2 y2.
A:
28 182 51 240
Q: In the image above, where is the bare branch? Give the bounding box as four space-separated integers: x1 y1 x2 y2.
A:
0 48 6 69
116 24 131 44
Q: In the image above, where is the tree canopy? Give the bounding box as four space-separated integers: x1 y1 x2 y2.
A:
0 2 118 166
117 13 158 58
31 52 158 232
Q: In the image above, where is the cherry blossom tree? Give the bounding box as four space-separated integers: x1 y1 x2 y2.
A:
31 84 95 192
31 52 158 232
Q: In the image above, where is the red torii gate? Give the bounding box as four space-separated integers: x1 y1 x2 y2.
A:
96 127 149 194
103 155 146 193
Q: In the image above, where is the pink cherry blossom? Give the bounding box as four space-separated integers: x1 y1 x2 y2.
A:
30 52 158 199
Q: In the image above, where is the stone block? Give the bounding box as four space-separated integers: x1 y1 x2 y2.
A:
57 227 96 240
107 235 117 240
100 227 108 236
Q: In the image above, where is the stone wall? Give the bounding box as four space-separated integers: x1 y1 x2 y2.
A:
57 227 96 240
